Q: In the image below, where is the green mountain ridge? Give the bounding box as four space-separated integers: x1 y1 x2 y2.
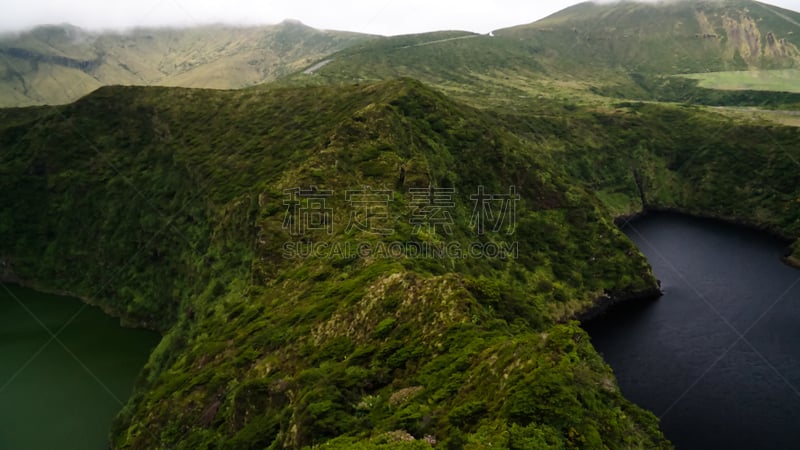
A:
1 79 669 448
3 77 800 448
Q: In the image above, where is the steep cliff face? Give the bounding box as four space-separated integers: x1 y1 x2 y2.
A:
718 12 800 65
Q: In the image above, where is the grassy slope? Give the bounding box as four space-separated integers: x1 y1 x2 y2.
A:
1 80 669 449
496 0 800 74
0 22 371 107
286 0 800 116
683 68 800 93
278 30 563 111
287 1 800 238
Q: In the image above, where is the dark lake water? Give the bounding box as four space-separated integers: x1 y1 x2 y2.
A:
585 212 800 450
0 285 160 449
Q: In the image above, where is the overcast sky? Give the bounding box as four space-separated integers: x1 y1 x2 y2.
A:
1 0 799 36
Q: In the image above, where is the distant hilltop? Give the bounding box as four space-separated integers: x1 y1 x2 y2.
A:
0 22 371 107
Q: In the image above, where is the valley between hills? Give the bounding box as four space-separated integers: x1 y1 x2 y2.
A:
2 0 800 448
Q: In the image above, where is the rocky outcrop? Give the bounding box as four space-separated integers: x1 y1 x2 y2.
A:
574 285 663 324
0 256 19 283
782 240 800 269
719 12 800 66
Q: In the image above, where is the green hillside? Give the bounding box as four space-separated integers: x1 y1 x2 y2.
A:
300 31 542 87
2 79 672 449
294 0 800 112
4 75 800 448
683 68 800 93
0 21 370 107
497 0 800 74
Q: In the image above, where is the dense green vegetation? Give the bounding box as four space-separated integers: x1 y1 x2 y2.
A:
515 101 800 242
4 73 800 448
2 80 670 448
293 0 800 112
3 1 800 448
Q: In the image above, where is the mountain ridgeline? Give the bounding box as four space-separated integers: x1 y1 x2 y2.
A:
0 21 370 107
2 0 800 449
3 0 800 107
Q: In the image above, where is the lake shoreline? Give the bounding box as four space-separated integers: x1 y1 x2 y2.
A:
587 211 800 449
6 205 799 338
0 261 160 334
578 205 800 322
0 283 160 450
574 285 663 324
614 206 800 269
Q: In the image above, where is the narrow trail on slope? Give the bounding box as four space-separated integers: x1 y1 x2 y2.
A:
303 58 334 74
399 34 482 49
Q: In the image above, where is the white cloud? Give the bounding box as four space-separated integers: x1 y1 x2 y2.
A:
0 0 798 35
